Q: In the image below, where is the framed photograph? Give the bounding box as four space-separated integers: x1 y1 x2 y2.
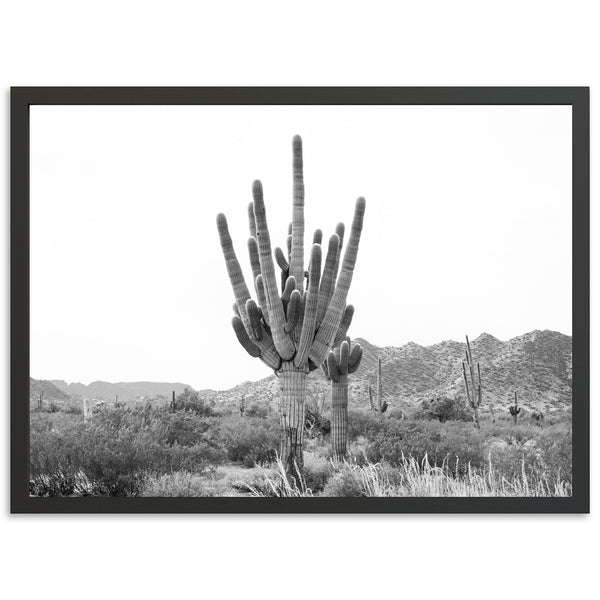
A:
11 87 589 513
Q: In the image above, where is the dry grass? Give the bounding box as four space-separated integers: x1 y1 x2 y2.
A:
246 453 571 498
243 457 313 497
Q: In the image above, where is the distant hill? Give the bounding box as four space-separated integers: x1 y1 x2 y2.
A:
199 330 572 413
353 330 572 411
29 378 72 408
48 380 193 403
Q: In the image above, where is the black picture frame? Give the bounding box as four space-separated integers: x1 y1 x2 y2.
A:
11 87 590 514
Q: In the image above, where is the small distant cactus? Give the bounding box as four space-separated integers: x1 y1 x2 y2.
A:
322 337 363 460
38 391 43 410
82 397 90 423
508 391 521 425
239 395 246 416
369 357 388 414
170 390 176 412
462 335 482 429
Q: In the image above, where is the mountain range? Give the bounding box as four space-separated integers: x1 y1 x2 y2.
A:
31 330 571 413
193 329 572 413
48 380 192 403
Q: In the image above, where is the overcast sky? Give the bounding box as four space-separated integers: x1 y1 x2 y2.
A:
30 105 572 390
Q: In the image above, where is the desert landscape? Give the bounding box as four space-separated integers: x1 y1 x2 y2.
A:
29 329 572 498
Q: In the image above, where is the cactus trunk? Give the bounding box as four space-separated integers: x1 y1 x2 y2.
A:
509 391 520 425
331 375 349 461
278 363 307 484
377 357 383 411
462 335 482 429
324 339 361 459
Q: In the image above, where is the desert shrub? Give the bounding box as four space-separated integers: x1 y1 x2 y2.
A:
245 402 271 418
29 410 226 496
303 435 331 457
173 387 215 416
414 397 473 423
484 421 572 486
217 415 279 467
303 453 334 492
244 459 312 497
163 412 215 447
347 437 370 465
141 472 215 497
322 466 365 497
366 420 486 474
535 423 572 483
29 470 94 497
347 409 388 440
304 392 330 438
386 406 408 420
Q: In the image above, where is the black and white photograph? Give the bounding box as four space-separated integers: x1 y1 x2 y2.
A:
16 94 586 507
4 5 598 600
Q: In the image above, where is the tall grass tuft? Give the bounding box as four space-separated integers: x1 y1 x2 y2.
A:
244 457 313 497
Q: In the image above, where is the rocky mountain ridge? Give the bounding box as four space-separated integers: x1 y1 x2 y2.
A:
199 330 572 413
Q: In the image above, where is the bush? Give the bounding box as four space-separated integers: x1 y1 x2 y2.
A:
141 472 215 497
304 392 330 438
366 420 486 474
245 402 271 418
322 467 365 497
173 387 215 416
347 409 388 440
303 453 334 493
484 421 572 486
414 397 473 423
29 409 226 496
217 415 279 467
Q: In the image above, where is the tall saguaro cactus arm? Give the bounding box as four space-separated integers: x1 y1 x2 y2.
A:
252 180 296 361
294 244 322 367
309 197 366 365
290 135 305 291
216 214 281 370
370 356 388 414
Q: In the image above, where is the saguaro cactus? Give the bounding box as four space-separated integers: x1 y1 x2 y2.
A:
217 135 366 482
462 335 482 429
82 397 90 423
508 391 521 425
369 357 388 414
322 337 363 460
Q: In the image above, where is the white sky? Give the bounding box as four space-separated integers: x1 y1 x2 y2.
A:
30 105 572 390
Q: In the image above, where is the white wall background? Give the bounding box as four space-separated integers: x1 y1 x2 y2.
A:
1 2 597 599
30 104 571 389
